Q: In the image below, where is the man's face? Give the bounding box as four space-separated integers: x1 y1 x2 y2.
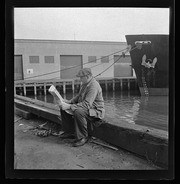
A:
79 75 88 84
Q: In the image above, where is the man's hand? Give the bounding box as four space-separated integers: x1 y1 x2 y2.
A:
63 99 71 104
61 103 71 110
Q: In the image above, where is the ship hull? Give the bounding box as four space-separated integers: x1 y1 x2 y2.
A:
139 87 168 96
125 34 169 96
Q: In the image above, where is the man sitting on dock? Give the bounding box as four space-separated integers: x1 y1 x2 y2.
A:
58 68 105 147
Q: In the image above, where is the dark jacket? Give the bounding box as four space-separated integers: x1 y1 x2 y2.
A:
70 77 105 119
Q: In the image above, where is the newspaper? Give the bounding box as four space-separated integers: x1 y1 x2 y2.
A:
48 85 73 115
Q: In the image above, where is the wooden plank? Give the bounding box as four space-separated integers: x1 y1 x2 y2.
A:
15 101 61 124
15 95 59 111
91 139 119 151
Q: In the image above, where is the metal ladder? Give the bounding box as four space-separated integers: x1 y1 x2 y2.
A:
141 76 149 96
141 69 149 96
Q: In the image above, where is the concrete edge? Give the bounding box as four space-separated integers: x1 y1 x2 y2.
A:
92 122 168 168
15 100 61 124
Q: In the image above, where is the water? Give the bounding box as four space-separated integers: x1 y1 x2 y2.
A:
27 90 168 132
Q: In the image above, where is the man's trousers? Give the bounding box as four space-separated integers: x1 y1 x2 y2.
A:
60 108 97 140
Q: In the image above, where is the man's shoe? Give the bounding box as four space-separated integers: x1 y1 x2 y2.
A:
73 137 88 147
59 132 75 139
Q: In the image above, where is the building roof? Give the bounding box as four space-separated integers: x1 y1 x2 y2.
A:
14 39 127 45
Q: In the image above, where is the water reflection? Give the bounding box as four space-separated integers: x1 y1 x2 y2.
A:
102 91 168 131
28 91 168 131
104 91 141 124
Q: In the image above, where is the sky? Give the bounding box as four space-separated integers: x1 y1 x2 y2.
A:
14 8 169 42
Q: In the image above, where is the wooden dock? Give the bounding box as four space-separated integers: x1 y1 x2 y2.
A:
14 77 138 96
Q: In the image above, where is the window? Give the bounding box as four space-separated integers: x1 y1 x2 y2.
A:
29 56 39 63
45 56 54 63
101 56 109 63
88 56 96 63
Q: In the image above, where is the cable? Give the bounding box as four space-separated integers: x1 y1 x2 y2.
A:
94 55 123 78
94 45 137 78
15 46 129 81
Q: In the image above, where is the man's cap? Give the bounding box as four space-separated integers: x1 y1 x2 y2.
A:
76 68 92 77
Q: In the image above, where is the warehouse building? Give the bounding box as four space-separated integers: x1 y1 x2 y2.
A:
14 39 134 81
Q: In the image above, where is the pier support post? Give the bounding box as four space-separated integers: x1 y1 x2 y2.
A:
128 79 130 91
112 80 115 91
34 83 37 96
44 84 46 95
120 79 123 91
20 87 23 96
72 80 74 93
39 86 42 95
105 80 108 91
14 86 16 95
23 84 26 96
44 95 47 102
63 82 66 94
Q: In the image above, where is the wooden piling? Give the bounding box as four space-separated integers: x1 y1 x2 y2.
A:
44 84 46 95
105 81 108 91
19 87 23 96
72 80 75 93
39 86 42 95
63 82 66 94
23 84 26 96
34 83 37 96
120 79 123 90
128 79 130 90
14 77 137 95
112 80 115 91
44 95 47 102
14 86 16 95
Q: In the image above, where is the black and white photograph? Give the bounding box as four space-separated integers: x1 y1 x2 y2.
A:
5 1 175 180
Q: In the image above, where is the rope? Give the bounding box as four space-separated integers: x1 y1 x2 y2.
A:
94 45 137 78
